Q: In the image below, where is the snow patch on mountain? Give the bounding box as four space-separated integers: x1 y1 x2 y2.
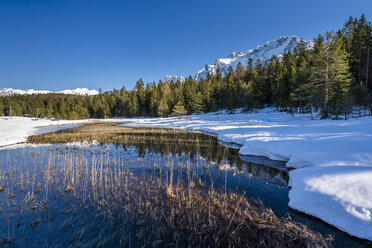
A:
164 75 186 82
58 88 99 96
0 88 99 97
195 36 314 81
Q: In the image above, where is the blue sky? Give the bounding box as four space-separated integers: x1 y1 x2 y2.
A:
0 0 371 91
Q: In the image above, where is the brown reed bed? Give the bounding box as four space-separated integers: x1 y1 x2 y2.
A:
94 174 333 248
27 122 212 147
13 123 335 247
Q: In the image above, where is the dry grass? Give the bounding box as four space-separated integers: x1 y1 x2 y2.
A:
7 123 335 247
27 122 212 147
96 174 333 248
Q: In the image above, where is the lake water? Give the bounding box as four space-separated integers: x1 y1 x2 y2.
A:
0 131 370 247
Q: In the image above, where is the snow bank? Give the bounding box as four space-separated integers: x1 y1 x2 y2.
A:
0 117 90 147
289 166 372 241
120 109 372 241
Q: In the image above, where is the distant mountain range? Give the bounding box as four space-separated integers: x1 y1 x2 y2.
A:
1 36 314 95
0 88 99 97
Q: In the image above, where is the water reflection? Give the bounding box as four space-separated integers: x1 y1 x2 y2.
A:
0 128 370 247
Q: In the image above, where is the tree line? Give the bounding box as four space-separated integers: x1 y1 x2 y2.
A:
1 15 371 120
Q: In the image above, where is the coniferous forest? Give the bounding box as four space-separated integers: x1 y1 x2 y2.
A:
1 15 371 120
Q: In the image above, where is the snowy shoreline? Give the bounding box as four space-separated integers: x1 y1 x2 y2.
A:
1 110 371 241
118 109 372 241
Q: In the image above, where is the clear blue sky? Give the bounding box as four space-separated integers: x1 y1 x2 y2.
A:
0 0 371 91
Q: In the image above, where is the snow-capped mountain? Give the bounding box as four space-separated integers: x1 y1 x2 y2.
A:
58 88 99 95
195 36 314 81
163 75 186 82
0 88 99 97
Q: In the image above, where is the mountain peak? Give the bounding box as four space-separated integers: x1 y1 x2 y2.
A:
195 36 314 81
227 51 245 59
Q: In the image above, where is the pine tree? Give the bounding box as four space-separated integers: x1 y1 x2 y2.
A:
251 59 264 106
291 41 313 113
281 52 296 108
171 99 187 118
309 32 351 117
235 62 245 80
342 14 372 107
210 69 222 111
55 98 66 119
129 92 139 117
93 95 110 118
242 58 259 109
144 83 154 116
0 98 4 116
157 96 169 117
225 66 238 112
199 78 212 111
135 79 146 116
265 56 283 107
192 92 204 114
149 85 160 117
183 76 198 114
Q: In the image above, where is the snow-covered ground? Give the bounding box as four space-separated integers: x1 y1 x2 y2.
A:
0 117 92 147
1 110 371 241
119 109 372 241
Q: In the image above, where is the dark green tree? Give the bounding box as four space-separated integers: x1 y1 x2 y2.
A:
171 99 187 118
309 32 351 117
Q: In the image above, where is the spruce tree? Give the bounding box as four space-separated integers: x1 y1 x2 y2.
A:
225 66 238 112
135 79 146 116
192 92 204 114
171 99 187 118
342 14 372 107
281 52 296 108
235 62 245 80
199 78 212 112
157 96 169 117
0 98 3 116
183 76 197 114
129 92 139 117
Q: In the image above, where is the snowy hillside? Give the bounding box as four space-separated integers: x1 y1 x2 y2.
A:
0 87 99 97
195 36 314 80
